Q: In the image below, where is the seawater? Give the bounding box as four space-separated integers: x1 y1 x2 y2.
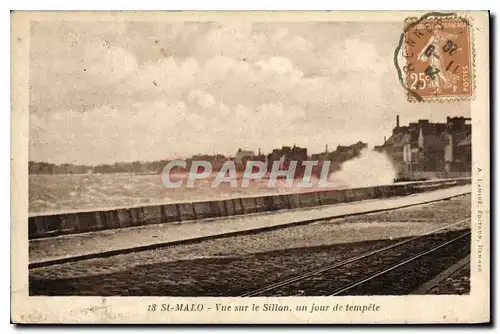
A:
29 151 397 214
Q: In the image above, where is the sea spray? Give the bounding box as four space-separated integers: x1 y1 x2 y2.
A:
328 148 397 188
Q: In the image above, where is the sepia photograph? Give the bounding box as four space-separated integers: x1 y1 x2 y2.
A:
11 10 490 323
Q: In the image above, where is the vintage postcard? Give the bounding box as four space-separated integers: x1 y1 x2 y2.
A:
11 11 490 324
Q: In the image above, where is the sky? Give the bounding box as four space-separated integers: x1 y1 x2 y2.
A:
29 20 471 165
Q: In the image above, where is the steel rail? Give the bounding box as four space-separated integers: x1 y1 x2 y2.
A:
329 231 471 296
241 218 470 297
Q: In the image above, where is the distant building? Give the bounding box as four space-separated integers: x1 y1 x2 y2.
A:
444 117 472 172
331 141 367 163
188 153 229 171
309 141 368 176
454 135 471 171
310 144 331 162
267 145 307 165
375 115 471 174
235 148 255 166
266 145 308 176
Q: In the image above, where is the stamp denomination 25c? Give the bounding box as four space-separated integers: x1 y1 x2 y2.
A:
403 16 473 101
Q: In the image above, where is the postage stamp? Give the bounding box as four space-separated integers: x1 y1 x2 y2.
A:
401 14 474 102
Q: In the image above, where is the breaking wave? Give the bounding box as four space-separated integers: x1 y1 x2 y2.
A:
328 148 397 188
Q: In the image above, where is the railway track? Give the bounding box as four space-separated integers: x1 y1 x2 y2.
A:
29 202 472 296
411 255 470 295
241 219 471 297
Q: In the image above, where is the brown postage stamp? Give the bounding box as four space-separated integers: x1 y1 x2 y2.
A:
402 14 474 102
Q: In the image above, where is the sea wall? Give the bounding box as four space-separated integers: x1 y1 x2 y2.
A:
397 171 471 180
29 178 471 239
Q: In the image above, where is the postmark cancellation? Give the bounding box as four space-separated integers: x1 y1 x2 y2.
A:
402 15 474 102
